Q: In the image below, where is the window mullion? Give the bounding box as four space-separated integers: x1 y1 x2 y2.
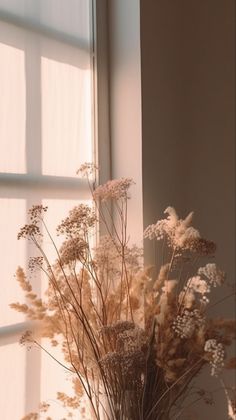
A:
0 174 91 200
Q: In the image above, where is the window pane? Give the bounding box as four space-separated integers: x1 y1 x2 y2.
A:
0 198 27 327
41 51 92 177
0 0 93 177
0 0 91 41
0 33 26 173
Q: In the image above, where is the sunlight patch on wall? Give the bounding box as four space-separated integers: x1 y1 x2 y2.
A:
0 342 26 419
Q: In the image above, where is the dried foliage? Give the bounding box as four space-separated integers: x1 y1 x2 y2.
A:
11 163 236 419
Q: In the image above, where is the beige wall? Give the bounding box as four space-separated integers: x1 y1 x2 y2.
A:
141 0 235 289
140 1 235 418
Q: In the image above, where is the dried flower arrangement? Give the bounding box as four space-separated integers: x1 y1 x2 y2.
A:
11 163 236 420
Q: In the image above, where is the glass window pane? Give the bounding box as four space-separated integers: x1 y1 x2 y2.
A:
0 0 91 41
0 30 26 174
0 198 27 327
0 1 93 177
41 51 92 177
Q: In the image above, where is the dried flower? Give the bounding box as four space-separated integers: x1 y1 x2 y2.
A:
187 276 210 295
93 178 134 201
59 238 88 265
144 207 201 251
76 162 98 177
17 223 41 240
21 413 39 420
198 263 225 287
204 339 225 376
28 205 48 221
19 330 35 349
12 192 235 420
57 204 96 238
39 402 50 413
28 257 44 272
173 309 204 339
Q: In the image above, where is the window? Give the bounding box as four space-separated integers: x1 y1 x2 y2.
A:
0 1 98 418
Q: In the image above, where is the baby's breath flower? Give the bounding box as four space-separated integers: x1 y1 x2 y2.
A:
187 276 210 295
93 178 134 201
76 162 98 177
204 339 225 376
179 275 211 308
173 309 204 339
178 288 196 309
144 220 167 240
198 263 225 287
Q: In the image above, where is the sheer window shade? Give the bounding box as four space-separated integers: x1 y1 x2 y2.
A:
0 1 94 418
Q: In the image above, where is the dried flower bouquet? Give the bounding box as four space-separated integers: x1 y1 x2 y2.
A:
11 164 236 420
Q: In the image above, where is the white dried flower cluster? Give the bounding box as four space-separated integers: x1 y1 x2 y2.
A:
144 207 200 249
143 220 167 240
172 309 204 338
93 178 134 201
179 276 210 308
198 263 225 287
186 276 210 303
76 162 98 177
178 288 195 309
204 339 225 376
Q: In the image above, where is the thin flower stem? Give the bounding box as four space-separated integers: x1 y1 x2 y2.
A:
145 359 203 420
34 340 75 373
205 291 236 312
